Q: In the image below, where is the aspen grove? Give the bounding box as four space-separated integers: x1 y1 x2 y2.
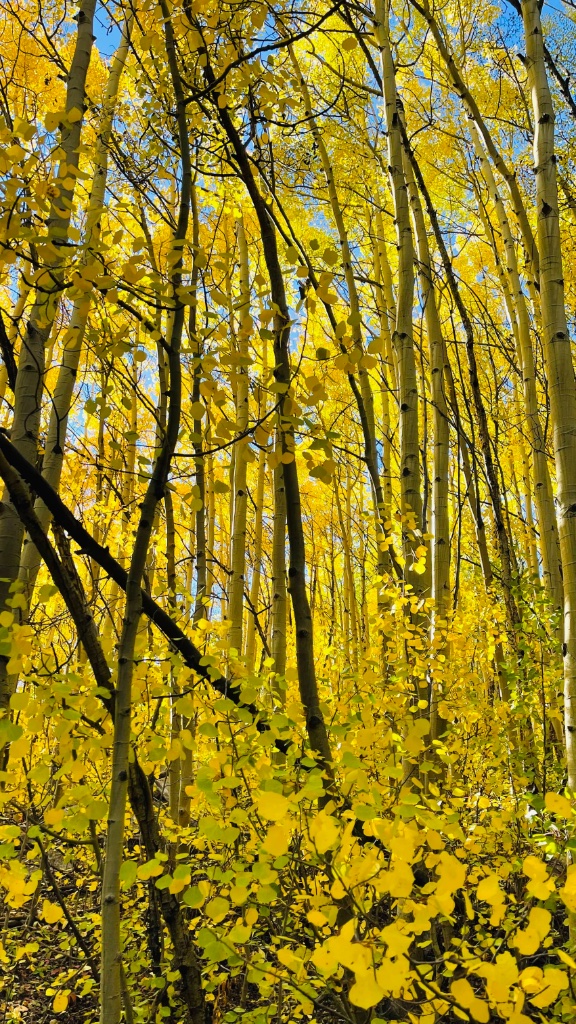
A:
2 0 576 1020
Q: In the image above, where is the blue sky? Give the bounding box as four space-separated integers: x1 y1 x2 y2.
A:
93 3 122 59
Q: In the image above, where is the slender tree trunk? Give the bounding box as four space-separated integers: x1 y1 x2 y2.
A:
402 126 520 634
0 0 97 637
205 64 332 769
18 15 133 603
374 0 427 595
246 438 266 671
100 7 191 1018
403 141 450 738
288 44 392 599
270 429 287 685
469 119 562 609
228 216 250 656
520 0 576 786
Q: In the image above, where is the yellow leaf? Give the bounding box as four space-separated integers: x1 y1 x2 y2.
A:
44 808 64 829
513 907 551 956
560 864 576 912
476 951 519 1003
523 855 554 900
311 941 339 975
519 965 568 1008
53 992 69 1013
349 970 385 1008
451 978 490 1023
42 900 63 925
206 896 229 922
307 909 328 928
309 813 339 854
556 948 576 970
257 791 289 822
545 792 573 817
263 824 290 857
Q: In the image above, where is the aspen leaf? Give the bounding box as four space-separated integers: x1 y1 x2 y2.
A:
85 799 107 819
475 951 518 1003
307 909 328 927
523 855 554 900
310 813 339 853
183 885 206 908
342 36 358 50
42 900 63 924
450 978 489 1022
263 824 290 857
545 792 573 817
190 401 205 419
119 861 137 886
559 864 576 911
257 791 289 821
349 971 385 1008
53 992 69 1013
206 897 230 922
311 941 339 974
44 111 63 131
513 907 551 956
519 966 568 1007
556 948 576 970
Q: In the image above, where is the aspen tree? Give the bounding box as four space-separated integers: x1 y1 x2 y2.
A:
270 428 287 684
204 59 333 769
285 46 394 600
288 45 381 499
0 0 97 631
402 127 521 635
189 183 207 625
409 0 540 285
99 5 192 1016
469 118 562 609
18 16 133 604
520 0 576 785
0 274 30 413
402 139 450 738
245 372 267 671
374 0 427 593
227 215 250 656
371 219 394 519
